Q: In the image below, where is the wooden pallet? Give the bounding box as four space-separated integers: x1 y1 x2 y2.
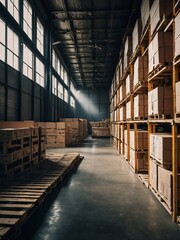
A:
148 64 172 81
148 114 173 120
0 153 82 240
138 174 149 188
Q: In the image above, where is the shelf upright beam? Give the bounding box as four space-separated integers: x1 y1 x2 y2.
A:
134 122 138 172
172 123 178 222
127 123 130 161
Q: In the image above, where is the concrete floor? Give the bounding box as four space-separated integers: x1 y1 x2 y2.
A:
19 137 180 240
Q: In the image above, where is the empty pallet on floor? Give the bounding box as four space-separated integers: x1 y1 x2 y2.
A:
0 153 83 240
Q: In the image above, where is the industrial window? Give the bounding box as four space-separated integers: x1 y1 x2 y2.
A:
64 88 68 103
52 75 57 96
36 18 44 55
0 19 5 62
58 81 63 99
23 44 33 79
7 27 19 70
60 64 64 80
23 0 32 39
36 57 44 87
52 49 56 69
70 96 75 108
7 0 19 23
57 58 60 76
64 70 68 86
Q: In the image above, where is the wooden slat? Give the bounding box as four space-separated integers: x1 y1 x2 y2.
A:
0 198 37 203
0 218 19 226
0 192 42 196
0 227 10 237
0 204 33 209
0 195 40 199
0 210 26 216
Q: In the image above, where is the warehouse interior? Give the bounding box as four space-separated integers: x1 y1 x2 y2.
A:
0 0 180 239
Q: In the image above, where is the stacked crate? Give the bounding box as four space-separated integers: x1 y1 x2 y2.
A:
0 128 24 178
0 125 46 178
37 122 72 148
38 127 46 162
129 130 148 172
31 127 39 164
22 128 32 171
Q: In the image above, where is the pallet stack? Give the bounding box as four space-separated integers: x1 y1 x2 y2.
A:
37 122 72 148
0 125 46 178
90 119 110 138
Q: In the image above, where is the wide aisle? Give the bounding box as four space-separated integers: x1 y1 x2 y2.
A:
19 138 180 240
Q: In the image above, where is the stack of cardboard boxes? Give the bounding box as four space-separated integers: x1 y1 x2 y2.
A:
150 133 180 211
90 119 110 138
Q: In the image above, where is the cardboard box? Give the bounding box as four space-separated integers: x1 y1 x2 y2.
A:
126 74 133 96
141 0 150 32
130 130 148 150
123 36 132 71
120 106 126 121
120 85 126 101
134 94 148 119
92 127 110 138
130 148 148 171
148 31 173 73
126 101 132 120
150 133 180 169
132 19 142 54
175 12 180 59
148 86 173 116
158 166 180 210
176 81 180 113
133 56 148 88
150 159 158 191
150 0 173 36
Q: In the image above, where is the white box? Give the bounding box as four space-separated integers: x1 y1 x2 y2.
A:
134 94 148 118
120 106 126 121
126 101 131 119
132 19 142 54
120 85 126 101
141 0 150 32
150 159 158 191
150 0 173 36
176 81 180 113
126 75 132 96
148 32 173 73
175 12 180 58
133 56 148 87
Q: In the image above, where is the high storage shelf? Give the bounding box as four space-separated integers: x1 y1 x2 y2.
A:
110 0 180 222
